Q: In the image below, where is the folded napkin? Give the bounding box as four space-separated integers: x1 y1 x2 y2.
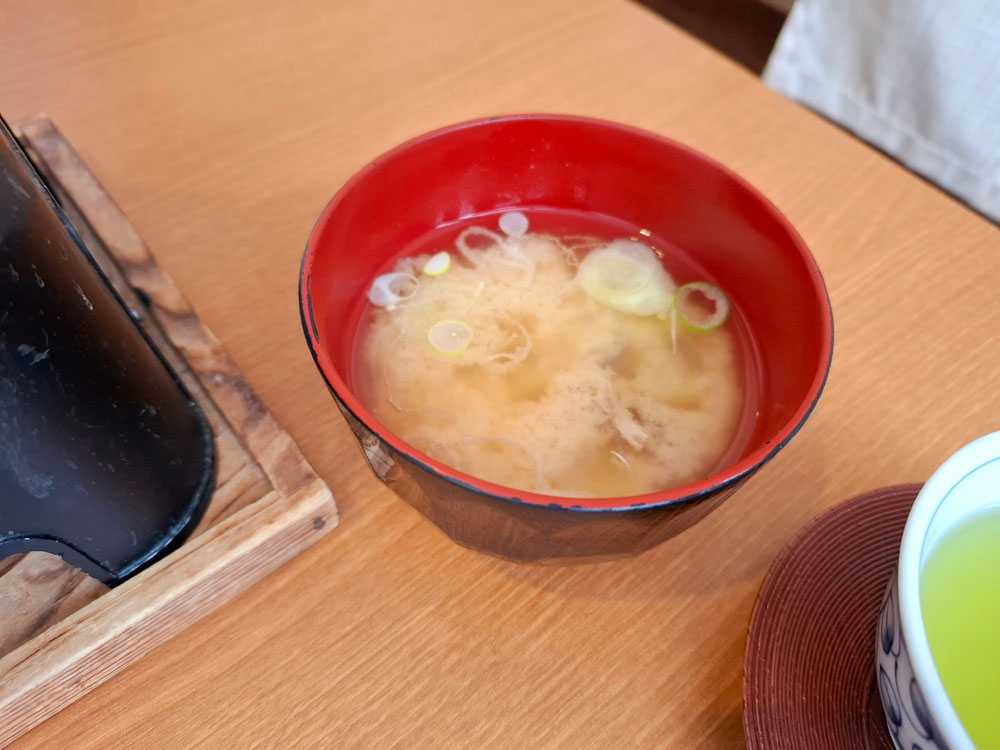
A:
764 0 1000 223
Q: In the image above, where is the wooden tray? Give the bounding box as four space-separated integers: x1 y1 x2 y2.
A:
0 117 338 747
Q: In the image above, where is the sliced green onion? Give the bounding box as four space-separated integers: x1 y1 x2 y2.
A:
498 211 529 237
609 450 632 470
674 282 729 331
427 319 474 356
455 226 506 266
576 239 675 317
422 251 451 276
367 272 419 307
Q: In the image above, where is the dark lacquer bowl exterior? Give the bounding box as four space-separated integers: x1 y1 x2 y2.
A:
300 114 833 563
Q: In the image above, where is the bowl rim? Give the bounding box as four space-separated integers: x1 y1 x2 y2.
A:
298 113 834 513
897 431 1000 749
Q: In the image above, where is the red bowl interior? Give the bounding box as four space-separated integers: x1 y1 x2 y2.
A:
301 114 832 511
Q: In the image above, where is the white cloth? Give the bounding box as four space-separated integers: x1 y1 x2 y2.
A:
764 0 1000 223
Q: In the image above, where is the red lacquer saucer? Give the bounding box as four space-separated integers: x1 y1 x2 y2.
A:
743 485 921 749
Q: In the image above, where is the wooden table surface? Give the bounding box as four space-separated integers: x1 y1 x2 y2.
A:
2 1 998 747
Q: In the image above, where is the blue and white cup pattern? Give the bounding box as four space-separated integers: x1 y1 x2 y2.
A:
874 432 1000 750
877 571 950 750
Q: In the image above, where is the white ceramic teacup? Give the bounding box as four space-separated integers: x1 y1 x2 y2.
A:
876 431 1000 750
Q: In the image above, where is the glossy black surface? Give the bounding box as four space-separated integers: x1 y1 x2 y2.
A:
0 116 214 585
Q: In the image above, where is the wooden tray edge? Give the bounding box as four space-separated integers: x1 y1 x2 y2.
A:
0 480 333 746
0 117 338 746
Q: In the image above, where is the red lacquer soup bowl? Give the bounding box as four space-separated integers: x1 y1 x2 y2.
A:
300 114 832 563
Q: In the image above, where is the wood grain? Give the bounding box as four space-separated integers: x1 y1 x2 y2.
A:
0 0 998 748
0 119 337 746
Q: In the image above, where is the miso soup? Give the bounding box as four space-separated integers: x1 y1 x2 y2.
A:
352 209 757 499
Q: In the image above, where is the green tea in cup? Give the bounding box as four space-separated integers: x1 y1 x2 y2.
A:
920 505 1000 749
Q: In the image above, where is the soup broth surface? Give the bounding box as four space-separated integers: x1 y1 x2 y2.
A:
353 210 754 498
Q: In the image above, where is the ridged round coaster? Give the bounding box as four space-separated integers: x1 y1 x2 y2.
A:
743 484 921 749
